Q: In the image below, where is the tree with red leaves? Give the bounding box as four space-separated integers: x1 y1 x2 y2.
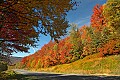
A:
0 0 76 58
91 4 106 31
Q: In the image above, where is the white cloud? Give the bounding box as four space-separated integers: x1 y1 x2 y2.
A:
75 15 91 23
74 16 90 27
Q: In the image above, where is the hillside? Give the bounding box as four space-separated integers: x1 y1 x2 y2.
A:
20 0 120 69
19 0 120 75
37 54 120 75
10 57 22 65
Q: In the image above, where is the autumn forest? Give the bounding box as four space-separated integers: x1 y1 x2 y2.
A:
20 0 120 69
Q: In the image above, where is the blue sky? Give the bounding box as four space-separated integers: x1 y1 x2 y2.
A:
13 0 107 57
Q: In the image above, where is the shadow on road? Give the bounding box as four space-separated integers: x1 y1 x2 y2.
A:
9 72 120 80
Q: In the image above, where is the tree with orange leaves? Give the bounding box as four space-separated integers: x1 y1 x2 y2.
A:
91 4 106 31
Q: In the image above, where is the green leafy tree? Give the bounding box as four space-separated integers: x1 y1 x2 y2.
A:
81 26 95 56
80 26 109 57
103 0 120 33
69 24 83 60
0 61 8 72
102 0 120 55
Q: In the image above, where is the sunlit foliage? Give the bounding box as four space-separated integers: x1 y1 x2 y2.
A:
20 0 120 69
0 0 76 56
103 0 120 33
91 4 106 31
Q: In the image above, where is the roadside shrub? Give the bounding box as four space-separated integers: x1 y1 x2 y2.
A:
6 70 17 77
0 72 8 80
0 70 17 79
0 61 8 72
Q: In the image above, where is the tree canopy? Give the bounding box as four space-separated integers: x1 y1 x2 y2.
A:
0 0 76 56
103 0 120 33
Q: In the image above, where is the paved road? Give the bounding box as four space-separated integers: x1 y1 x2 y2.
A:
13 69 120 80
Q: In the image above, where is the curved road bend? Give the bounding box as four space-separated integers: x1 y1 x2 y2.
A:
13 69 120 80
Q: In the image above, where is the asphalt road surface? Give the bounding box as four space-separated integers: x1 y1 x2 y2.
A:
13 69 120 80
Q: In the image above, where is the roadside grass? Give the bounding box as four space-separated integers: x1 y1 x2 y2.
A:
37 54 120 75
0 70 52 80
